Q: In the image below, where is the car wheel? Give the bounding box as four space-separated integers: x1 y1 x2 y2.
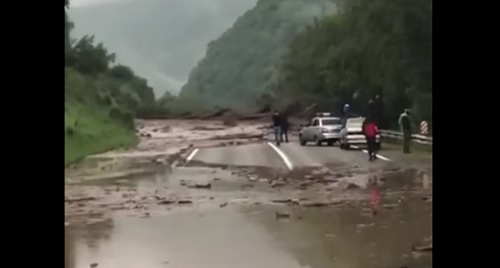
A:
314 136 322 146
327 141 334 146
299 135 306 146
375 142 381 150
344 143 351 150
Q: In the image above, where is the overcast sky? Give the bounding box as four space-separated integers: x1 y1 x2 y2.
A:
68 0 257 97
71 0 131 8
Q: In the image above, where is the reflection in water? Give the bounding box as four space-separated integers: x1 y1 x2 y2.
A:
368 175 381 215
65 168 431 268
65 210 306 268
65 229 76 268
422 171 431 190
65 220 114 268
77 164 173 188
245 196 431 268
66 200 431 268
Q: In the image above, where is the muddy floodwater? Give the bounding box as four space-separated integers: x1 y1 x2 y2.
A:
65 167 432 268
66 202 431 268
65 119 432 268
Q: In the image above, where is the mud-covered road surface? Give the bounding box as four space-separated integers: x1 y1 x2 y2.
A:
65 119 432 268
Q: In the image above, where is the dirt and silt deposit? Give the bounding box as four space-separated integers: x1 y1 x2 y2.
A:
65 116 432 268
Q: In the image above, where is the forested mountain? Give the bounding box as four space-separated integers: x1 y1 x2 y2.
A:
179 0 431 129
179 0 337 112
275 0 432 127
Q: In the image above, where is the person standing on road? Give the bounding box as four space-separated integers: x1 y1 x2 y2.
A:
341 103 351 127
343 103 351 117
281 112 289 143
363 117 379 161
272 110 282 146
398 109 412 153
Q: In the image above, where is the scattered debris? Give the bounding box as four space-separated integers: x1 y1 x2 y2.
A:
90 263 98 268
275 212 290 219
219 202 228 208
412 237 432 252
158 200 175 205
188 183 212 189
241 184 254 190
177 200 193 205
383 204 398 209
345 183 361 190
271 199 293 204
65 197 96 203
271 181 286 188
357 223 375 228
301 201 332 207
422 196 432 202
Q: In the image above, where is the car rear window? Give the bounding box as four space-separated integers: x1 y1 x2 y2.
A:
321 118 341 125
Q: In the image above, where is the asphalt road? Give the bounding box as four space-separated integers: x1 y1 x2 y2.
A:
189 140 392 171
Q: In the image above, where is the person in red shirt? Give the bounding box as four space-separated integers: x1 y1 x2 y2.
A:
363 117 379 161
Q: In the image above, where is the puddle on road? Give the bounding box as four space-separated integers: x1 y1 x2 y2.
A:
65 200 431 268
66 155 432 268
74 165 279 194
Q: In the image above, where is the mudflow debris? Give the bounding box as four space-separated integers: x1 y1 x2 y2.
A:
275 212 291 219
187 183 212 189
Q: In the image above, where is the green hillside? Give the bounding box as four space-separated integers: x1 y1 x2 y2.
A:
179 0 337 112
65 68 136 164
276 0 432 128
65 1 155 165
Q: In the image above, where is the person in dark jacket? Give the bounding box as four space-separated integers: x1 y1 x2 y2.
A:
398 109 412 153
363 117 379 161
341 103 351 127
281 113 289 143
272 110 282 146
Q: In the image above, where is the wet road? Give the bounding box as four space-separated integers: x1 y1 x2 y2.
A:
66 201 431 268
189 141 392 170
193 143 289 169
65 120 432 268
66 163 432 268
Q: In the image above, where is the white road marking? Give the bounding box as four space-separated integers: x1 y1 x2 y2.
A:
351 145 391 161
266 142 294 170
186 148 199 163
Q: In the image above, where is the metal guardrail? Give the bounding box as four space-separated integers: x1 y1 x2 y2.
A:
379 130 433 145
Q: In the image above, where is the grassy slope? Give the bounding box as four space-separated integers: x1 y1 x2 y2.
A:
65 68 137 165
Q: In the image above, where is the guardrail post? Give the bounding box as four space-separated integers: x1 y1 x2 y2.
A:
420 121 429 136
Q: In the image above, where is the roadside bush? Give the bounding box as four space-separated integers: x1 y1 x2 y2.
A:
109 106 134 129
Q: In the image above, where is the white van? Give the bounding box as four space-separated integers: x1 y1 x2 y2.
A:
339 117 380 150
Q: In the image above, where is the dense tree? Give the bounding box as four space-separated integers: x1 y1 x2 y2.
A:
180 0 337 112
69 35 116 76
65 0 156 115
276 0 432 128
